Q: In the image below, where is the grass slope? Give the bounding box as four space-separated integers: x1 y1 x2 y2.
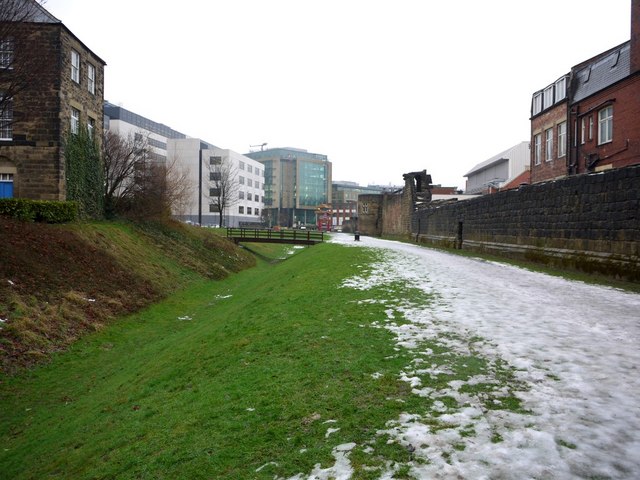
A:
0 242 429 479
0 218 255 372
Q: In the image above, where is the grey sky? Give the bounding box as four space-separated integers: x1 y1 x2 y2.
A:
45 0 631 189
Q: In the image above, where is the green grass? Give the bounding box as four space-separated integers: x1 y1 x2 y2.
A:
0 243 416 479
0 240 533 479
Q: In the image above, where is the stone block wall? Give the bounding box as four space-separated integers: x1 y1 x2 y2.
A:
358 194 382 236
413 165 640 280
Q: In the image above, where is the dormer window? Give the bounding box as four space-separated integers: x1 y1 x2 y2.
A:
532 93 542 115
555 77 567 101
543 86 554 109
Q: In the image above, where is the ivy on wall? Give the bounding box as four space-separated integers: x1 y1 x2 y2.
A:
65 126 103 218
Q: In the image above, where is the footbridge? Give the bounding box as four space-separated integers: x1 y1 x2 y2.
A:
226 228 325 246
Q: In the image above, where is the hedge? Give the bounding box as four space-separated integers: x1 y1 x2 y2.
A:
0 198 78 223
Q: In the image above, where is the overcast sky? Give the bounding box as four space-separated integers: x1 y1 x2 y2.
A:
45 0 631 189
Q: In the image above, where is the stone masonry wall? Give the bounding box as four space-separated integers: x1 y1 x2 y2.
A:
358 194 383 236
412 165 640 280
0 23 104 201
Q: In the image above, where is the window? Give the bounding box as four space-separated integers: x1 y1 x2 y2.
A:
545 128 553 161
71 107 80 134
209 188 221 197
71 50 80 83
210 156 222 165
238 191 244 199
255 208 259 216
246 193 252 201
255 168 260 176
533 134 541 165
209 172 221 181
238 206 244 214
247 165 253 173
239 161 245 170
581 118 586 144
209 204 220 212
555 77 567 101
543 86 554 109
239 176 245 185
0 94 12 140
598 106 613 144
589 116 593 141
247 207 252 215
0 38 14 69
557 122 567 157
87 63 95 94
532 93 542 115
87 117 95 138
247 179 253 187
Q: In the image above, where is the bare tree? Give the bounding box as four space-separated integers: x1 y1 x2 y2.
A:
102 130 193 219
163 155 192 218
102 130 150 216
0 0 49 123
208 155 238 227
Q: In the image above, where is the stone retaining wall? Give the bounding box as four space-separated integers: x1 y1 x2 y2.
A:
412 165 640 280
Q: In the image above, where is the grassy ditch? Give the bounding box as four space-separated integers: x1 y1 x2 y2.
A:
0 218 255 372
0 240 530 479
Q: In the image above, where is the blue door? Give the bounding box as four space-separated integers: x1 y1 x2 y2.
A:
0 181 13 198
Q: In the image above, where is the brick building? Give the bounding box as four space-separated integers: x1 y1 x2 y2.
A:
0 0 105 199
530 0 640 183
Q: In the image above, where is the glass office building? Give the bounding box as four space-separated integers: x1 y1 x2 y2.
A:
245 147 332 227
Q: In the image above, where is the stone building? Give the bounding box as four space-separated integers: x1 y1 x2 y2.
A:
0 0 105 200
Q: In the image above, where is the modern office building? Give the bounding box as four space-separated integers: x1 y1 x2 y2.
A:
167 139 264 226
104 104 263 226
104 102 186 163
245 147 332 227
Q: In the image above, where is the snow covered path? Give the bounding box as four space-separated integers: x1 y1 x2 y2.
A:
315 234 640 479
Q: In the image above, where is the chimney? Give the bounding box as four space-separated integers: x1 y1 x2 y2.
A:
632 0 640 73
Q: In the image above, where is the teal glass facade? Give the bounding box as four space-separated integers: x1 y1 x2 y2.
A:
245 148 332 227
298 160 329 207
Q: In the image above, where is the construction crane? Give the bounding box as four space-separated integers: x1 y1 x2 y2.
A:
250 143 267 151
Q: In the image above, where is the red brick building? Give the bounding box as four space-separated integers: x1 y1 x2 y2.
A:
530 0 640 183
0 0 105 200
530 75 569 183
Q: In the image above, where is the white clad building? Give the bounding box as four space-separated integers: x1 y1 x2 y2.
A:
104 102 263 226
167 140 265 227
103 102 186 163
464 141 530 194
